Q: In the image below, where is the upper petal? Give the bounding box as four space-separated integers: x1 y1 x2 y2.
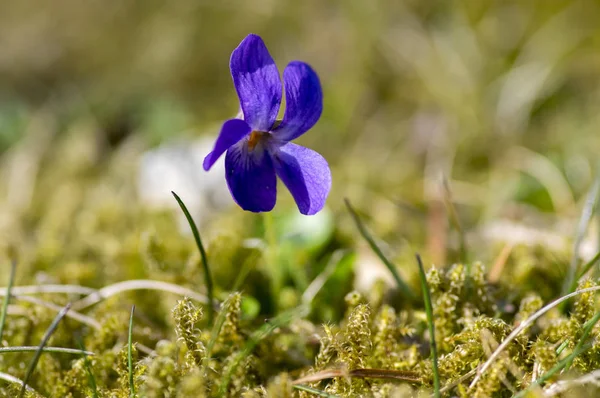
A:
225 142 277 212
230 34 282 132
271 61 323 142
203 119 252 171
272 142 331 215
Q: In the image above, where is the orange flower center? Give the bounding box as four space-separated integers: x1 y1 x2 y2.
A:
247 131 263 150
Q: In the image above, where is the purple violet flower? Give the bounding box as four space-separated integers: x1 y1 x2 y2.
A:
203 34 331 215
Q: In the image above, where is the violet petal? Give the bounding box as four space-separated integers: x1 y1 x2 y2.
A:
272 142 331 215
203 119 252 171
230 34 282 131
272 61 322 142
225 142 277 212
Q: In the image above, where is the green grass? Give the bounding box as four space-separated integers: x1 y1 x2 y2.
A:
19 304 71 398
345 198 416 301
172 191 214 325
560 172 600 308
513 343 593 398
128 305 135 398
0 260 16 344
416 254 439 397
293 384 341 397
0 346 93 355
0 173 598 397
2 1 600 397
79 339 99 398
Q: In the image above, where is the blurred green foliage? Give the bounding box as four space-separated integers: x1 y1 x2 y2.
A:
1 0 600 396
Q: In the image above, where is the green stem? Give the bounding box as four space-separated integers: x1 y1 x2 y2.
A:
263 212 282 305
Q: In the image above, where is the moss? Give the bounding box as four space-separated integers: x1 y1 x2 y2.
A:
172 297 205 368
215 293 244 355
1 266 600 397
265 373 293 398
140 341 181 397
370 305 400 369
314 324 338 371
2 123 600 397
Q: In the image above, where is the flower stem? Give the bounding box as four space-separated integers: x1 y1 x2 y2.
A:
263 212 282 308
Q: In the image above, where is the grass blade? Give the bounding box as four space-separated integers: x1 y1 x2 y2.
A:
293 384 341 397
0 284 96 296
14 294 101 329
128 305 135 398
577 249 600 280
71 279 209 310
172 191 214 325
78 339 98 398
439 368 478 395
344 198 415 301
555 339 570 355
0 346 93 355
416 254 440 397
19 303 70 398
561 173 600 306
302 250 347 305
564 311 600 371
350 368 422 382
0 372 37 394
293 368 422 385
470 285 600 389
0 260 16 344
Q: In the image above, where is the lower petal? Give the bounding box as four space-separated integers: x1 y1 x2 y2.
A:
272 143 331 215
203 119 252 171
225 143 277 212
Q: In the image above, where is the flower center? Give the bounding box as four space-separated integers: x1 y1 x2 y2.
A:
247 131 264 151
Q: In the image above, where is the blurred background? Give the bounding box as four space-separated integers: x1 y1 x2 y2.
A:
1 0 600 302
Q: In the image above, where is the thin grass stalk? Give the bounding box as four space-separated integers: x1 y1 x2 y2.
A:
78 339 99 398
172 191 214 325
0 346 93 355
0 260 16 344
19 303 71 398
292 384 342 397
128 305 135 398
513 343 592 398
561 173 600 308
416 254 440 397
564 311 600 371
470 285 600 389
345 198 415 300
